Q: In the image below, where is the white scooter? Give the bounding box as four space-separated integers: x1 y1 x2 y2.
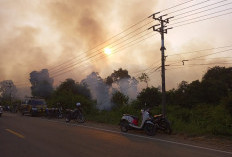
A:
119 108 156 136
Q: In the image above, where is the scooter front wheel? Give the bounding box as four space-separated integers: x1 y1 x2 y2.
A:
120 120 129 132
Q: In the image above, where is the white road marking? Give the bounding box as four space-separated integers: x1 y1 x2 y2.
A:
45 119 232 155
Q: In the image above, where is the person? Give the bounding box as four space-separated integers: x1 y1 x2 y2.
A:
75 102 82 113
76 102 81 107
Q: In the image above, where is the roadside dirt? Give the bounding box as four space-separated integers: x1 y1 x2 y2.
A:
83 120 232 153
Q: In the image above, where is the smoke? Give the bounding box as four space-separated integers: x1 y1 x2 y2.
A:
30 69 54 98
1 0 230 95
81 71 139 110
0 80 17 100
114 78 139 100
81 72 112 110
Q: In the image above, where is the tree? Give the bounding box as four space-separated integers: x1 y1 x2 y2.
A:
105 68 131 85
0 80 17 105
201 66 231 104
47 78 93 113
138 73 150 87
222 92 232 116
57 78 91 99
105 76 113 86
111 91 129 108
137 87 161 107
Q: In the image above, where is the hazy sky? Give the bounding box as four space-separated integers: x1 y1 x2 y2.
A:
0 0 232 91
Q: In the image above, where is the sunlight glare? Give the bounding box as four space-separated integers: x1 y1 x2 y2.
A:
104 47 112 55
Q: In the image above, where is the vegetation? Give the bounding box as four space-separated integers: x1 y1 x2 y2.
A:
46 78 95 114
111 91 129 108
45 66 232 138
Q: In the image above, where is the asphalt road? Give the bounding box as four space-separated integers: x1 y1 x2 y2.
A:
0 113 231 157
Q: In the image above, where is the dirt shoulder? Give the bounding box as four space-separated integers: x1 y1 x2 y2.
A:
84 120 232 153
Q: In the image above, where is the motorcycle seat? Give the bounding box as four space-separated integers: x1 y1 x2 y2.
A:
123 114 139 120
154 114 163 118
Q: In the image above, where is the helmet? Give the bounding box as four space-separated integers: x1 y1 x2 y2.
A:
76 102 81 107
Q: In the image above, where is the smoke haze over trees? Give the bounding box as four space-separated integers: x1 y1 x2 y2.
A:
0 80 17 104
30 69 53 98
80 68 138 110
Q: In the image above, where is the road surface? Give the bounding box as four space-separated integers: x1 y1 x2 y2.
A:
0 113 231 157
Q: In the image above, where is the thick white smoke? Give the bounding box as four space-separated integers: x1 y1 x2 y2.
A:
81 72 112 110
81 72 138 110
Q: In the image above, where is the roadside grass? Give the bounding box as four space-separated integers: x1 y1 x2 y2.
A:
85 103 232 139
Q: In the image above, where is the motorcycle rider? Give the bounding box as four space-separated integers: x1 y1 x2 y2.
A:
75 102 82 113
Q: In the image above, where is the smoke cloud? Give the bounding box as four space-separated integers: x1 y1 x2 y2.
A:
30 69 54 98
1 0 231 99
81 71 139 110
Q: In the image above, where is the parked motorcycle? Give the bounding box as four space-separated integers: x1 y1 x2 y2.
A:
57 107 63 119
65 108 85 123
0 106 3 117
153 114 172 134
120 108 156 136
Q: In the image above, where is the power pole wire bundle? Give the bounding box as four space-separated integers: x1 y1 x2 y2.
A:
148 12 174 117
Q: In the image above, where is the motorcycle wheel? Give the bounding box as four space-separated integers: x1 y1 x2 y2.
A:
120 120 129 132
76 114 85 123
145 123 156 136
163 120 172 134
65 114 71 123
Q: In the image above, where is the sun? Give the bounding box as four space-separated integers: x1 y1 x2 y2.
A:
104 47 112 55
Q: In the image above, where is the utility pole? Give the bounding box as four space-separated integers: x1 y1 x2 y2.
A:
7 82 13 107
148 12 173 117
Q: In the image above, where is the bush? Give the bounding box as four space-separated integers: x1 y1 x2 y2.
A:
221 93 232 116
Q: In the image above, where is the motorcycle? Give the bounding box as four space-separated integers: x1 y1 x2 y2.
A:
57 107 63 119
65 108 85 123
153 114 172 134
0 106 3 117
120 108 156 136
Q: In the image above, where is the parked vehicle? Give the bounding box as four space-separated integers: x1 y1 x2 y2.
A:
20 97 47 116
65 103 85 123
57 107 63 119
45 107 63 119
153 114 172 134
120 108 156 136
0 106 3 117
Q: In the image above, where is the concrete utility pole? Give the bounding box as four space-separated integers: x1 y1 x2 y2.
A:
148 12 173 117
7 82 13 107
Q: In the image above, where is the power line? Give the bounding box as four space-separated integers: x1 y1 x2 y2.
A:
160 0 194 12
167 62 232 71
49 20 154 71
173 11 232 28
50 30 155 77
171 7 232 26
47 0 196 75
51 32 159 78
166 48 232 66
168 45 232 56
49 21 155 74
172 1 232 21
166 0 211 15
